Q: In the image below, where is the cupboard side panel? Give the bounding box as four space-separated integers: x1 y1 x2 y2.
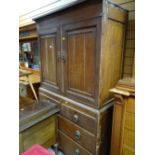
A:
99 19 126 107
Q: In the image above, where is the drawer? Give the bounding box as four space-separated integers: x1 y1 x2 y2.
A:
58 130 93 155
60 103 97 135
58 115 96 154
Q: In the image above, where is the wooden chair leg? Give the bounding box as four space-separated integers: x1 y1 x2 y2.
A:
27 75 38 101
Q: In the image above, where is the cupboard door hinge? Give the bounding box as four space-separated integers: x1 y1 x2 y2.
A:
57 52 61 61
61 52 66 63
57 52 66 63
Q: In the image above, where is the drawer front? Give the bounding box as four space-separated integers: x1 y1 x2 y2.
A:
58 115 96 154
60 103 97 134
58 130 93 155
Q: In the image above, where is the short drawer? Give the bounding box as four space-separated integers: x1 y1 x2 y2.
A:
60 103 97 135
58 115 96 154
58 130 93 155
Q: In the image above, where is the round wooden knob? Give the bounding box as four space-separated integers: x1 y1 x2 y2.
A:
73 114 79 122
75 130 81 140
74 148 80 155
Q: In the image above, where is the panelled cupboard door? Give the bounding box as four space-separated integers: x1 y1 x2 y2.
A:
40 29 61 93
62 18 101 106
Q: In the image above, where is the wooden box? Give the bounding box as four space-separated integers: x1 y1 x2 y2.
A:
19 99 59 154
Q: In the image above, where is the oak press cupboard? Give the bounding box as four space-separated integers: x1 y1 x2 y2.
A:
34 0 128 154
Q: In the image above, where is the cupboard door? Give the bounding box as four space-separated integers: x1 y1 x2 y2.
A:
40 29 61 93
62 18 100 106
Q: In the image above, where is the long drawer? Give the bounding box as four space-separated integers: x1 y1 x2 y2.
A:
58 130 93 155
58 115 96 154
60 103 97 135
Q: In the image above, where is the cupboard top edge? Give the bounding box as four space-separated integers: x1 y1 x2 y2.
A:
33 0 128 23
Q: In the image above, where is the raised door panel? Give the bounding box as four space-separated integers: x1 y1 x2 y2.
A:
40 30 61 93
62 18 100 106
67 29 96 96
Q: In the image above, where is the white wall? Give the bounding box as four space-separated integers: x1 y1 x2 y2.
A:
19 0 78 27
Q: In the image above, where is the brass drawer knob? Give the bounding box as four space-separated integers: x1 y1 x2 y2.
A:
73 114 79 122
75 130 81 140
74 148 80 155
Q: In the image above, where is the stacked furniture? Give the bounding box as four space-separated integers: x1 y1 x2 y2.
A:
110 78 135 155
34 0 128 154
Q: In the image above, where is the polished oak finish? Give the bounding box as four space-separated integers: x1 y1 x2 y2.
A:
35 0 128 154
110 78 135 155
